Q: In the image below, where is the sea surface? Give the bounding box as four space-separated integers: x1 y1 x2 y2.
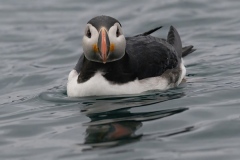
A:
0 0 240 160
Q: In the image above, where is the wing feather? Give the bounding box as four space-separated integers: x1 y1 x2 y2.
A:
126 35 178 80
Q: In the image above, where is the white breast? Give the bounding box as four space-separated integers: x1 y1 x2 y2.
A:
67 60 186 97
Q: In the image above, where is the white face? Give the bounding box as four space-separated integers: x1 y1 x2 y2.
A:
82 22 126 63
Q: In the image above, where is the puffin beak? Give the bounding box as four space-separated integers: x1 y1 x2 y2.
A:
98 28 110 63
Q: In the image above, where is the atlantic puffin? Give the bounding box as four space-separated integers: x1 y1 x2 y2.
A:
67 15 195 97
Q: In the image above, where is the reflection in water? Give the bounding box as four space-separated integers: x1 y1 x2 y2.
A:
80 90 188 148
81 89 185 115
84 121 142 148
40 89 189 148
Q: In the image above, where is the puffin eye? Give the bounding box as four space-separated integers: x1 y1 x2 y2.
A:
116 28 120 37
86 29 91 38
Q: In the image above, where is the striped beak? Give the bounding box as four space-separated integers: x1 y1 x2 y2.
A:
98 28 110 64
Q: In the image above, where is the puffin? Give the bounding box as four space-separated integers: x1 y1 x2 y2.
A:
67 15 195 97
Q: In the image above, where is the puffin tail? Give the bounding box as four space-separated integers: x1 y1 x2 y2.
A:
182 45 196 57
167 26 182 58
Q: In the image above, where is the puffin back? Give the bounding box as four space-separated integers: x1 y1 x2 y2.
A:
167 26 182 58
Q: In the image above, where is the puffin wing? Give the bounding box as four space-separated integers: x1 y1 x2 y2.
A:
126 35 178 80
135 26 195 58
134 26 162 37
74 53 85 73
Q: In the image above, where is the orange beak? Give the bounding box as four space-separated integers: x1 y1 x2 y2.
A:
98 28 110 63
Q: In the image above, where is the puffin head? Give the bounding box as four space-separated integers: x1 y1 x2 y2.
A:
82 15 126 64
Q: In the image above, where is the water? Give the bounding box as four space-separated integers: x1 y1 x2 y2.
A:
0 0 240 159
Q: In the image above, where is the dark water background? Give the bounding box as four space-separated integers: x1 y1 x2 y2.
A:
0 0 240 159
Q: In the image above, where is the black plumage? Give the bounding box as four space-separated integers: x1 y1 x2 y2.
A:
75 25 194 84
88 16 121 31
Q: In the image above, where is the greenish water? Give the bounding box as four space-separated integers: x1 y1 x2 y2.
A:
0 0 240 159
